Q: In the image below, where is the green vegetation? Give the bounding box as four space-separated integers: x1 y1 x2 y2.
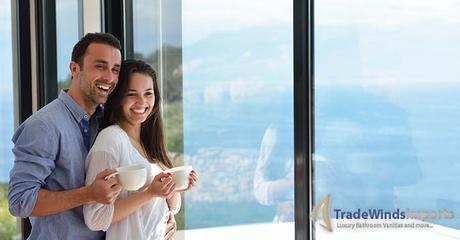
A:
135 45 184 153
164 101 184 154
135 45 185 229
0 183 16 240
58 76 71 93
176 196 185 230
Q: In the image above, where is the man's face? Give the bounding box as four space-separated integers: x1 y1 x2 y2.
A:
72 43 122 106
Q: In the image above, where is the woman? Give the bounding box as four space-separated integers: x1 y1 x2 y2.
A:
83 59 197 240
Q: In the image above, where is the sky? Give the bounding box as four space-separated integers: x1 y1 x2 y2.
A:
56 0 81 82
0 0 13 94
182 0 292 45
316 0 460 28
315 0 460 95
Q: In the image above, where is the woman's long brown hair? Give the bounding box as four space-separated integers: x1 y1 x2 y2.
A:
102 59 173 168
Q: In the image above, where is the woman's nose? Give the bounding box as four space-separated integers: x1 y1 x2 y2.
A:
136 95 146 104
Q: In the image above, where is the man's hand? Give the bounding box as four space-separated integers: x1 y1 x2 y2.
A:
87 169 122 204
164 211 177 240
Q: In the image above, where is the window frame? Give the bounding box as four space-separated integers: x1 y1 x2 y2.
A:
14 0 84 238
293 0 313 239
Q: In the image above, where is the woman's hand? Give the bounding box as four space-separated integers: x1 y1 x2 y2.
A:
176 170 199 192
145 172 176 198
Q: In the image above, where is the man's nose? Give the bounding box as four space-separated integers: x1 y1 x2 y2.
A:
102 69 117 83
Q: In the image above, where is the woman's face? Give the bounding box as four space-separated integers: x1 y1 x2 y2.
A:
120 72 155 126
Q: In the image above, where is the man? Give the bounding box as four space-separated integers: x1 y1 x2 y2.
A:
8 33 123 239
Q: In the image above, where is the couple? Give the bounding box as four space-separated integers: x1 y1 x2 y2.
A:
8 33 197 240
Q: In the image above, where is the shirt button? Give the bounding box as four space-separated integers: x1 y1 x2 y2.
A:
84 114 89 119
84 129 88 133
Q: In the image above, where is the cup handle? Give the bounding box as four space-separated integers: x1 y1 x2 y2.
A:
104 171 119 180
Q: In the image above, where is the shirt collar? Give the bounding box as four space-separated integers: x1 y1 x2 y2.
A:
58 90 104 122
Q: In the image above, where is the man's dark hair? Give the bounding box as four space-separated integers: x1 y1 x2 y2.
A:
71 32 122 67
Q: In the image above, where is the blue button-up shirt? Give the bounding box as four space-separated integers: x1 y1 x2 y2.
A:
8 90 105 240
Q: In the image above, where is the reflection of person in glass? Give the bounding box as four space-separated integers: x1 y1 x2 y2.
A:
253 123 294 223
314 88 421 210
83 60 198 240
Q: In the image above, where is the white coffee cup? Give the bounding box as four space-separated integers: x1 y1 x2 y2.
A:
105 164 147 191
165 166 193 190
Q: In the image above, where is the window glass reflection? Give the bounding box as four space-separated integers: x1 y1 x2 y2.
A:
132 0 187 229
56 0 81 92
132 0 294 238
314 0 460 237
182 0 294 237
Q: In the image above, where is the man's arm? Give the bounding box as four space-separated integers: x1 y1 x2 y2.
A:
31 169 121 217
8 119 121 217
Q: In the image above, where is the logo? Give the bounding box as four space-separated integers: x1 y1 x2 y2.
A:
311 195 333 232
311 195 454 232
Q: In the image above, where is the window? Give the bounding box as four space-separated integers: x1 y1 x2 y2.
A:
56 0 82 92
130 0 186 228
130 0 294 237
0 0 19 239
182 0 294 232
314 0 460 238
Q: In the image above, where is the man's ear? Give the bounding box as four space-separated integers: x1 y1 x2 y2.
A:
69 61 81 80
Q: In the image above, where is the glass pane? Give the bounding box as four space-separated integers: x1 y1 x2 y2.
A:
132 0 186 228
314 0 460 238
0 0 20 239
56 0 81 92
132 0 294 238
182 0 294 238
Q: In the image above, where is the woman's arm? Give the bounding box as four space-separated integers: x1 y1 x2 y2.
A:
166 170 198 214
111 190 154 223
